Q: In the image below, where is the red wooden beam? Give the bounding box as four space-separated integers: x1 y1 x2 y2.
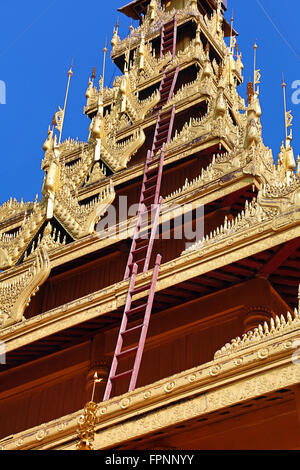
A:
257 238 300 278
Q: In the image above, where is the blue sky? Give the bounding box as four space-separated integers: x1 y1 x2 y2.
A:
0 0 299 204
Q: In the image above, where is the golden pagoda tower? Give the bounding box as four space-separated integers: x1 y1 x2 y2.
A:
0 0 300 451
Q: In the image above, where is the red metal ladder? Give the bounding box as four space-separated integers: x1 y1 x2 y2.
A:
154 66 179 113
160 11 178 59
103 18 179 401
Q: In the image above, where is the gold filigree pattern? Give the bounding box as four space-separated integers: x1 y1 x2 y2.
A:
0 246 51 328
215 305 300 359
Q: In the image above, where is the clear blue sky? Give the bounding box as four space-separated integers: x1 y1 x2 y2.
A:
0 0 299 204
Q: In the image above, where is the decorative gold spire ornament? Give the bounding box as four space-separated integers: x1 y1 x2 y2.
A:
54 62 74 145
111 18 120 48
76 373 102 451
281 74 296 177
282 73 293 140
216 0 223 36
253 42 261 94
92 42 108 162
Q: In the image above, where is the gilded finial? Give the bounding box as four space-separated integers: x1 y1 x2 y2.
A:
229 10 235 52
91 372 103 403
76 373 103 451
253 41 261 94
111 18 120 48
282 72 293 141
53 60 74 145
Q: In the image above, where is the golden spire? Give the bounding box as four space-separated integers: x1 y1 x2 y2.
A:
54 60 74 145
91 66 96 83
111 18 120 48
282 73 293 140
91 372 103 402
281 74 295 175
125 23 134 73
101 40 108 96
253 42 261 94
229 10 235 52
76 373 102 451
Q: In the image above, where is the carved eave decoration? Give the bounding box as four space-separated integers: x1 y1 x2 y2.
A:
0 246 51 329
53 180 115 239
1 290 300 450
0 202 46 270
91 127 146 172
0 141 116 270
215 293 300 359
0 198 36 225
183 178 300 256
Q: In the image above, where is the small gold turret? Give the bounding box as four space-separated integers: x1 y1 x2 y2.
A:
149 0 158 23
139 32 145 72
111 19 120 49
42 130 61 220
215 85 226 118
245 83 262 149
281 75 296 179
297 155 300 178
42 126 54 154
195 22 201 47
284 132 296 173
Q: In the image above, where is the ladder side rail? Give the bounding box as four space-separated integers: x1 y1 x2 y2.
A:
167 66 180 103
143 198 162 273
172 11 178 59
129 254 162 391
167 105 176 144
151 110 162 156
124 151 151 280
160 25 165 59
103 263 139 401
154 143 166 205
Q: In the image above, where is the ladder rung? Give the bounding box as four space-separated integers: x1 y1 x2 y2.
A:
142 194 155 204
117 346 138 359
145 175 158 185
146 173 158 184
111 369 133 381
163 77 174 85
143 184 157 194
159 116 171 124
128 257 146 268
131 283 152 295
155 132 168 141
121 323 144 336
164 38 174 46
164 32 174 39
156 135 168 144
126 303 148 316
133 245 148 255
158 122 170 131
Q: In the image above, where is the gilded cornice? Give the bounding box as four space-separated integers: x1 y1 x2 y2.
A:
0 198 36 225
0 246 51 329
215 299 300 359
96 128 146 172
1 302 300 450
54 180 115 239
183 178 300 256
0 202 46 270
